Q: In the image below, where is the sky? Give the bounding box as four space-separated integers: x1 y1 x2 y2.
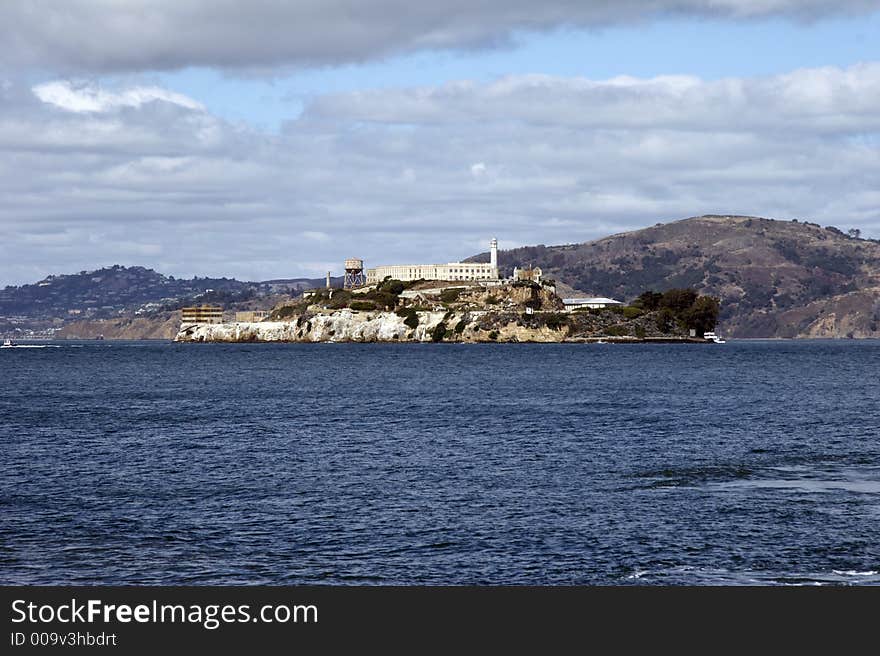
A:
1 1 879 285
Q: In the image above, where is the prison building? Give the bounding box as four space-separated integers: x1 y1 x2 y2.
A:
365 238 499 284
366 262 498 284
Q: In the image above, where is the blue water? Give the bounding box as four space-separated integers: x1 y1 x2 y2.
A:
1 340 878 585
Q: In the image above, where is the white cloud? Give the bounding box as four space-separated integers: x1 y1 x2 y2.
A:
33 80 204 113
0 63 878 285
306 64 880 135
0 1 876 73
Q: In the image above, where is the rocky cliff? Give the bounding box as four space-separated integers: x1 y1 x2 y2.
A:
178 309 567 343
176 306 696 344
178 310 448 343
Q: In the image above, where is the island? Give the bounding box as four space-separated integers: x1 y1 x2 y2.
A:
175 279 720 344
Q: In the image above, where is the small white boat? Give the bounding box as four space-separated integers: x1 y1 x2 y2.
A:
2 338 16 348
703 331 726 344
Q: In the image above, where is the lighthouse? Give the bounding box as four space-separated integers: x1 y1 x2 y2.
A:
490 237 498 275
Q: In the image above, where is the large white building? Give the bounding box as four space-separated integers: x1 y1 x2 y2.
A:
366 238 499 284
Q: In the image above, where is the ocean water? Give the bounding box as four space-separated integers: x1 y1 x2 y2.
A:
1 339 878 586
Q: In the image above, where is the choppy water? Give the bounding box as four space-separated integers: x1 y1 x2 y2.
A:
1 340 878 585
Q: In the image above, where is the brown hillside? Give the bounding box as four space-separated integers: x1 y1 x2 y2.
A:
56 313 182 340
468 215 880 338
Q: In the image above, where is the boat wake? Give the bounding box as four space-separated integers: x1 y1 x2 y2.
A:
623 565 880 585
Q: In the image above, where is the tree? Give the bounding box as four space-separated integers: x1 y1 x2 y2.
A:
634 290 663 311
377 279 406 295
655 308 675 332
660 288 698 314
682 296 720 335
439 288 462 303
848 228 862 239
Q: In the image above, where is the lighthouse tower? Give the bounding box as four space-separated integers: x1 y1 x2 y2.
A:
490 237 498 276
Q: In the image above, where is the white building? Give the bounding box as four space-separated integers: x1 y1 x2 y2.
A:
563 297 623 311
366 238 499 284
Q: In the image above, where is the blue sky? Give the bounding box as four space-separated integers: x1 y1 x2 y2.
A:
1 1 879 285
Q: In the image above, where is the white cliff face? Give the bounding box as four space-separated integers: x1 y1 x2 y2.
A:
176 310 451 343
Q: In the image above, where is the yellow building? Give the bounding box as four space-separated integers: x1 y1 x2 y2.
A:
181 305 224 324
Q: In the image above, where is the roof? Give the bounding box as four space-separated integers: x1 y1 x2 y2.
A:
562 297 623 305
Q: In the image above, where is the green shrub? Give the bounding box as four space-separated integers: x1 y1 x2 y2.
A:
485 295 499 305
655 308 674 332
635 325 646 339
350 300 376 311
431 323 447 342
359 290 397 309
439 288 463 303
396 306 421 328
545 313 569 331
454 318 469 333
273 305 297 319
377 279 406 295
604 325 628 336
305 289 329 304
328 290 353 309
622 306 643 320
488 330 498 340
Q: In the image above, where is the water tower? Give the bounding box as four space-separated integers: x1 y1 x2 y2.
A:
343 258 365 288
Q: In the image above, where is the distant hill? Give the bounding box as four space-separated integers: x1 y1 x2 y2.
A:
0 265 335 338
468 215 880 338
